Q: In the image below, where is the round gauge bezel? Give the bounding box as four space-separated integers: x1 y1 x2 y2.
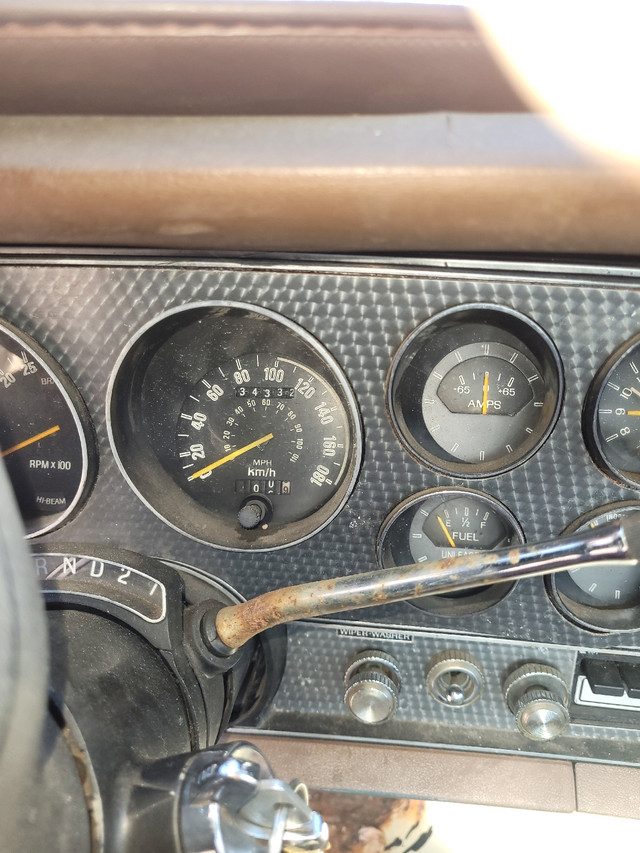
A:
386 304 564 478
0 318 98 538
546 501 640 633
107 301 363 552
583 331 640 489
376 487 524 616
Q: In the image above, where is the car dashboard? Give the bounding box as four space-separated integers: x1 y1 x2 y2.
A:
3 250 640 813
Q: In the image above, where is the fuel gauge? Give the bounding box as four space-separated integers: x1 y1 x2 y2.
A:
377 488 524 615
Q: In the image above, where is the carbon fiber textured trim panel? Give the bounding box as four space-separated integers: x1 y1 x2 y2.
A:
241 620 640 764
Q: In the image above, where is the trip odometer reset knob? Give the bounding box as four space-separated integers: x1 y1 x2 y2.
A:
237 498 270 530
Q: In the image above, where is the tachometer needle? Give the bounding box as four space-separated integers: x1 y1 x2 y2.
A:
482 371 489 415
1 424 61 458
437 515 457 549
188 432 274 481
627 411 640 416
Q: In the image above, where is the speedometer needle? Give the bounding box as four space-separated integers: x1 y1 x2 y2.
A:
1 424 61 458
188 432 274 481
482 371 489 415
437 515 457 548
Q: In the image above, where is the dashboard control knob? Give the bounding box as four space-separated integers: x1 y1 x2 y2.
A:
426 650 484 707
237 499 269 529
344 650 401 725
504 663 570 740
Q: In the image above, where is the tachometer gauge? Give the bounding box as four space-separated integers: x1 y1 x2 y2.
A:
0 318 97 537
547 502 640 632
376 488 524 615
387 305 563 477
108 303 362 551
583 332 640 488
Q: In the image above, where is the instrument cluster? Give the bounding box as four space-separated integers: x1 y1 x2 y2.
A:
3 254 640 649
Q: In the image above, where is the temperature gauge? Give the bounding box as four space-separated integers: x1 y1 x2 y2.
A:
548 502 640 632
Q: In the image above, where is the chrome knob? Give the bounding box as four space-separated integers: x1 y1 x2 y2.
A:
344 650 400 725
426 650 484 707
504 663 570 741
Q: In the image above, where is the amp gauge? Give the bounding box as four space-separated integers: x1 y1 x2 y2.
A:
386 304 563 478
376 487 524 615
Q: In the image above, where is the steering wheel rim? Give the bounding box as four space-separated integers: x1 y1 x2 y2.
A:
0 458 48 844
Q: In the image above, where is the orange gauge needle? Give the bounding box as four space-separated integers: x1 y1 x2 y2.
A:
1 424 61 458
188 432 274 481
437 515 457 548
482 371 489 415
627 411 640 415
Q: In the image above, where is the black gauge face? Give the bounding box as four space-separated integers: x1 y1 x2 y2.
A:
387 305 563 477
377 488 524 615
173 354 352 529
584 333 640 488
0 319 97 537
108 303 362 551
548 502 640 632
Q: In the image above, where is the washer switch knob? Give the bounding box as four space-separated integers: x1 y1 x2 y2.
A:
344 650 401 725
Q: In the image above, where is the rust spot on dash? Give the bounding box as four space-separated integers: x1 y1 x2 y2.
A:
508 548 521 565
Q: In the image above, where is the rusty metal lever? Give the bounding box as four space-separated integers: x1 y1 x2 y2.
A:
210 513 640 652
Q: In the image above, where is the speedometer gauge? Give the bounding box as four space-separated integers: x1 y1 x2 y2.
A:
174 354 352 531
108 303 362 551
